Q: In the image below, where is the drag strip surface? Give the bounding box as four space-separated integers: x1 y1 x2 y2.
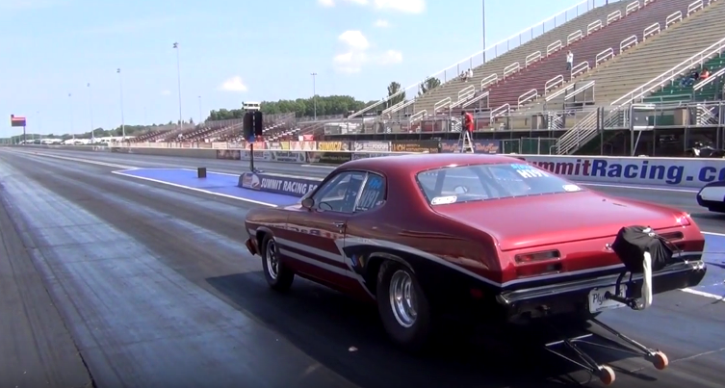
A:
0 148 724 388
25 148 725 234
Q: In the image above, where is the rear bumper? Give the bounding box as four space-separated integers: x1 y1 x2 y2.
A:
496 259 707 320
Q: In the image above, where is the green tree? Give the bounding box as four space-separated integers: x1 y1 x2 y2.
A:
386 81 405 108
206 95 369 121
418 77 442 97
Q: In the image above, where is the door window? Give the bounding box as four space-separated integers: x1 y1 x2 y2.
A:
313 171 366 213
355 173 386 212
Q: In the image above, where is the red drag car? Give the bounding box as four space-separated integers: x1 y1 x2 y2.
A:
244 154 706 352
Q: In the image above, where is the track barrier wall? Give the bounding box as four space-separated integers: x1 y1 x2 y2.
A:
15 140 725 192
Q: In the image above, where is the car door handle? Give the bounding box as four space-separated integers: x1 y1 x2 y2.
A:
333 222 345 228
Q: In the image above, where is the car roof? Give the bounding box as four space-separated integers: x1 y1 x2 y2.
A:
341 153 518 174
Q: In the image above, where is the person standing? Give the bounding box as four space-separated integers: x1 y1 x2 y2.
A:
566 50 574 71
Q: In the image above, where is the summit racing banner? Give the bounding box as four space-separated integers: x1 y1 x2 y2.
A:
517 155 725 188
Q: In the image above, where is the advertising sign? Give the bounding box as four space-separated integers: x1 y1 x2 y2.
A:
238 172 320 197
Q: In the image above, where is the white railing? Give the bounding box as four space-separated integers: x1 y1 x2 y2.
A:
518 89 539 108
567 30 583 46
687 0 703 15
596 47 614 66
462 91 490 109
458 85 476 101
347 0 628 118
611 35 725 106
643 22 660 40
387 99 415 115
545 75 565 94
557 110 599 155
545 80 596 103
571 61 590 78
587 20 603 35
620 35 638 53
525 51 542 67
433 97 452 114
481 73 498 89
491 103 511 119
625 0 640 15
666 11 682 28
504 62 521 78
607 9 622 24
410 110 427 124
547 40 563 56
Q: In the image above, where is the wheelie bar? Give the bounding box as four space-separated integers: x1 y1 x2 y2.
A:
544 318 668 385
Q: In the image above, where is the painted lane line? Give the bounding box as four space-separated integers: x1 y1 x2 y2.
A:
10 150 277 207
681 287 723 301
8 149 139 170
111 170 277 207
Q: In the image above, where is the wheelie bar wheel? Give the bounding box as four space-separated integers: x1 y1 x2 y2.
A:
645 351 669 370
597 365 616 385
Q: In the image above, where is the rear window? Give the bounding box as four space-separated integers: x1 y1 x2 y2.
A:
416 163 583 205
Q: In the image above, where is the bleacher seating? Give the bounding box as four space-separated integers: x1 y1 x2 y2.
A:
481 0 695 115
645 55 725 103
400 1 631 115
552 0 725 107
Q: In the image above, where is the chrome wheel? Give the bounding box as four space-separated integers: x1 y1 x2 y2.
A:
265 240 279 280
389 269 418 328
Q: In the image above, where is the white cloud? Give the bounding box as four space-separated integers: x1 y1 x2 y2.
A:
376 49 403 64
337 30 369 50
332 30 402 74
218 76 248 92
319 0 424 13
374 19 390 28
160 90 171 96
373 0 425 13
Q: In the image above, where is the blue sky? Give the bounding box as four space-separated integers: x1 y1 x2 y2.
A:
0 0 587 137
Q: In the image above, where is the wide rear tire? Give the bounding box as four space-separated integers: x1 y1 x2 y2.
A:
261 235 295 291
376 261 433 352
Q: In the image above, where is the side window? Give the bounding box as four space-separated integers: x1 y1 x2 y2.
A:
312 171 366 213
355 173 386 212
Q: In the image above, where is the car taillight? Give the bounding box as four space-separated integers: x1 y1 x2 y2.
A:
515 250 561 264
676 213 691 226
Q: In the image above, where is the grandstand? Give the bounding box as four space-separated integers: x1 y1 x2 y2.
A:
348 0 635 121
547 0 725 107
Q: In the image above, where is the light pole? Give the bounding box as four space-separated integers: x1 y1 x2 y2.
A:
173 42 183 130
117 68 126 141
198 95 202 123
482 0 487 62
36 111 41 140
68 93 74 140
87 82 94 143
311 72 317 121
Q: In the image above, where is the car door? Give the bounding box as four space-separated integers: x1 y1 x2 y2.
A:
283 170 367 292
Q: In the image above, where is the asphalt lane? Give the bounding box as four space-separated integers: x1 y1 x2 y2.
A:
0 148 724 388
26 148 725 233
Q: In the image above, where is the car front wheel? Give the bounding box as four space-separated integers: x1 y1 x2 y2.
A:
376 261 433 352
261 235 294 291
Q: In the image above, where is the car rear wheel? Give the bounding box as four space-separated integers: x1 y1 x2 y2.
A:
261 235 294 291
376 261 433 352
